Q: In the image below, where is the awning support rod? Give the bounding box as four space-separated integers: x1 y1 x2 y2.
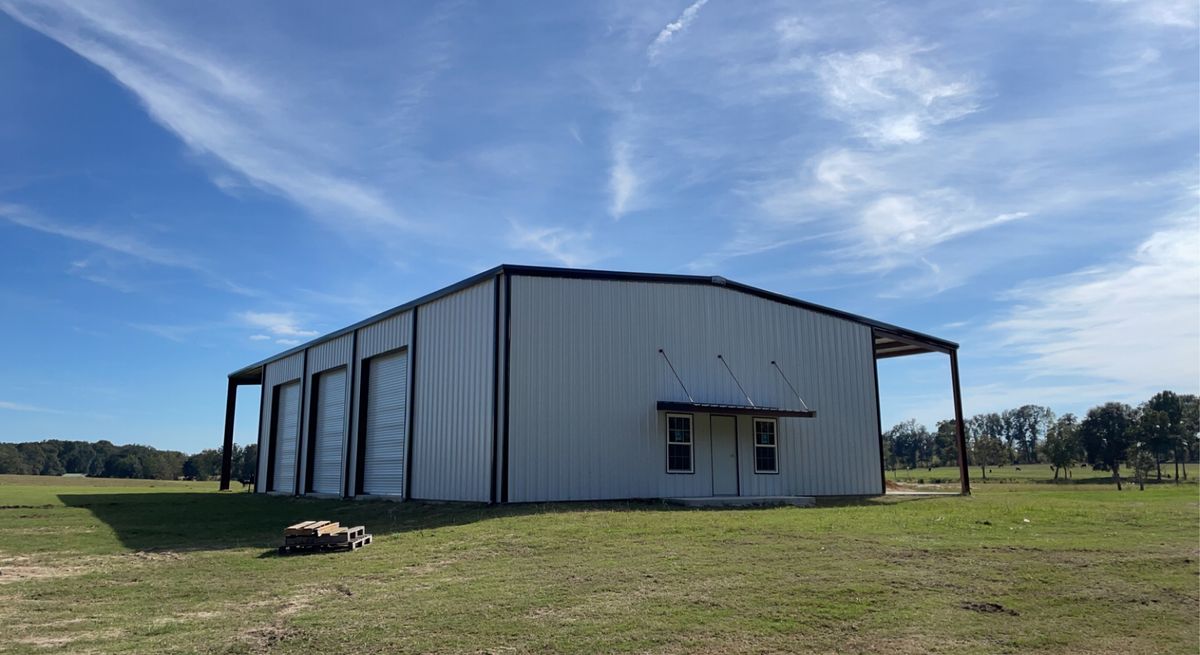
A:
658 348 694 403
717 354 755 407
770 361 812 412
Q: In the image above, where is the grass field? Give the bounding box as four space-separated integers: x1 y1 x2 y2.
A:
888 464 1157 485
1 474 1197 654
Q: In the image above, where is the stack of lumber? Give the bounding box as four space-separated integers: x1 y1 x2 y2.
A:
278 520 371 555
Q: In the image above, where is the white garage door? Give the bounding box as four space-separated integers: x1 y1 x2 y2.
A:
363 351 407 495
311 368 347 495
272 381 300 493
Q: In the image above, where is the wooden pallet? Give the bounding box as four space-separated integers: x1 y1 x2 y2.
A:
278 534 371 555
284 525 365 546
278 520 371 555
284 520 343 537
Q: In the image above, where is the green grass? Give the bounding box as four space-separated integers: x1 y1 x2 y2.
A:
0 474 1197 654
889 464 1123 485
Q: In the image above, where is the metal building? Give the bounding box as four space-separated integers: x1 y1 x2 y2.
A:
219 265 969 501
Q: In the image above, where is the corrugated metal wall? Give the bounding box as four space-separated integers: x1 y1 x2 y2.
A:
506 276 880 502
297 333 353 495
256 352 304 492
409 279 496 502
346 311 413 496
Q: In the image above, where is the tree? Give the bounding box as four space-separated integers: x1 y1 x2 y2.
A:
1002 405 1055 464
1079 403 1136 490
1040 413 1082 481
1181 394 1200 480
971 434 1006 480
933 420 960 470
106 453 144 479
885 420 932 470
1129 441 1157 491
237 444 258 483
0 444 27 474
1135 405 1172 482
1145 390 1187 482
968 413 1006 463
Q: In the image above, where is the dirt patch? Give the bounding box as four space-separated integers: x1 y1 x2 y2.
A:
239 590 323 654
13 629 123 648
961 601 1019 616
126 549 185 562
0 563 91 584
242 624 301 653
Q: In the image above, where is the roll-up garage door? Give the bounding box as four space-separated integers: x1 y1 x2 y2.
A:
363 351 407 495
310 368 346 495
272 381 300 493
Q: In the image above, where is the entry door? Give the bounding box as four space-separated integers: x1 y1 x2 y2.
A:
362 350 408 495
272 381 300 493
710 415 739 496
310 369 347 495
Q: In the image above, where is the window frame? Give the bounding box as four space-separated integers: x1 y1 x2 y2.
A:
752 417 779 475
665 412 695 474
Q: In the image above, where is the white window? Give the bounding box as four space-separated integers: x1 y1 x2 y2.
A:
754 418 778 474
666 414 693 473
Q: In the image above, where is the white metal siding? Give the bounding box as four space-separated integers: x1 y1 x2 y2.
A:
272 381 301 493
410 279 495 502
298 333 353 495
362 350 408 495
346 311 413 496
506 277 879 501
257 353 303 492
311 369 346 495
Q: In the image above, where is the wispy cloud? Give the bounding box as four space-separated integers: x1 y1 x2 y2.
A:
647 0 710 62
1101 0 1199 28
608 140 639 219
129 322 208 343
856 193 1029 261
0 400 62 414
238 311 319 345
991 214 1200 394
0 1 429 231
0 202 256 296
815 43 980 145
507 220 603 267
1 202 197 269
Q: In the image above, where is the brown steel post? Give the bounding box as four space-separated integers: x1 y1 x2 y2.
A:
950 350 970 495
219 377 237 490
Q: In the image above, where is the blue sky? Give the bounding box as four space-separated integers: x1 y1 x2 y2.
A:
0 0 1197 453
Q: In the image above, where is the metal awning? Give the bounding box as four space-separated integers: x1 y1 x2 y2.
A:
873 328 954 359
656 401 815 418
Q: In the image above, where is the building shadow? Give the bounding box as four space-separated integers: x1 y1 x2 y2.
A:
58 491 912 555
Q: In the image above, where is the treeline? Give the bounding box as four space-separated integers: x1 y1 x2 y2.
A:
885 390 1200 489
0 439 257 483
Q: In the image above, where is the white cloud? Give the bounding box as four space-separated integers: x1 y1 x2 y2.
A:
991 216 1200 394
0 400 61 414
858 193 1029 258
647 0 710 62
506 220 602 268
1 202 197 269
0 1 412 230
238 311 319 339
248 334 271 341
1102 0 1199 28
0 202 256 296
275 338 301 347
608 140 639 219
816 44 980 145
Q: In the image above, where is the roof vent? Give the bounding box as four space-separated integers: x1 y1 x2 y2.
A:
710 276 728 286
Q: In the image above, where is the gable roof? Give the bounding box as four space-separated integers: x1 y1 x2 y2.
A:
229 264 957 381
